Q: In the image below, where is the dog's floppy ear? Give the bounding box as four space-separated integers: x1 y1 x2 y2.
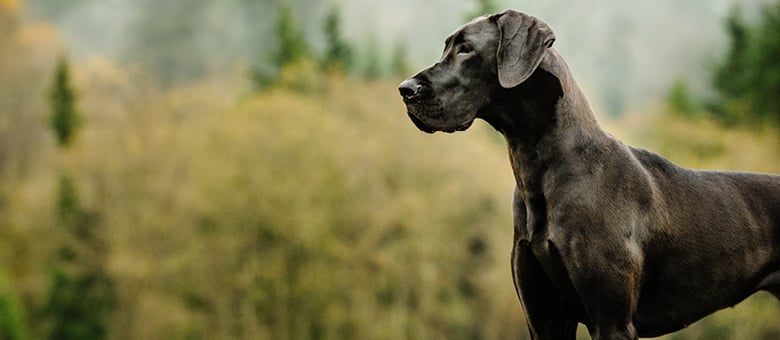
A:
493 10 555 88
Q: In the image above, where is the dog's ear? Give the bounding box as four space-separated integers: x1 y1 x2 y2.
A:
493 10 555 88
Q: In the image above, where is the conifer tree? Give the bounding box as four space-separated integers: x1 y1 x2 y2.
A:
322 7 353 72
390 39 411 78
43 176 114 340
363 36 382 80
748 2 780 123
44 56 115 340
0 272 27 340
48 57 80 147
713 3 780 125
252 1 311 88
272 1 309 69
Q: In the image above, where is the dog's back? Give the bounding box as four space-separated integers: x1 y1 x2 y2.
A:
627 146 780 333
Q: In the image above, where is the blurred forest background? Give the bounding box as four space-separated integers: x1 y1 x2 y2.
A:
1 0 779 339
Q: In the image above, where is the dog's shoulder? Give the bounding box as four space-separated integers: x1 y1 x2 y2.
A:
626 146 681 177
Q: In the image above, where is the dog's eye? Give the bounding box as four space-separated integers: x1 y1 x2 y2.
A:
457 44 474 55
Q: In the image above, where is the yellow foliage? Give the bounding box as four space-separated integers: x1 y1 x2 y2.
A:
16 22 61 54
0 0 18 14
47 71 522 339
609 111 780 173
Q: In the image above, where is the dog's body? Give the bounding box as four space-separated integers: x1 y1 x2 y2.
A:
399 10 780 339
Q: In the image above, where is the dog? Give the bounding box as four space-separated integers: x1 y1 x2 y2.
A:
398 9 780 340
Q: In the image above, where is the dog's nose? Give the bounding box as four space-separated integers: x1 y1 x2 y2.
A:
398 78 424 99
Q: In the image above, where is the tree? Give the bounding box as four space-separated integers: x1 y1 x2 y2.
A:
252 1 311 89
362 35 382 80
390 38 411 78
271 1 309 70
45 54 115 340
713 2 780 125
666 79 700 118
321 7 353 73
0 271 27 340
42 176 114 340
48 56 80 148
713 7 749 101
747 2 780 124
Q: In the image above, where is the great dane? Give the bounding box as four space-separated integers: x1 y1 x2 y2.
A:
398 9 780 340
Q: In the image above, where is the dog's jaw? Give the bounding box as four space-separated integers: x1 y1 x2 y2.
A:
406 112 436 134
403 96 475 134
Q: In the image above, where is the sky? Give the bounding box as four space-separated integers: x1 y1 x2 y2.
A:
23 0 770 115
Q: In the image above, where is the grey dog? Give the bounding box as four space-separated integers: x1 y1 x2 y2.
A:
398 9 780 340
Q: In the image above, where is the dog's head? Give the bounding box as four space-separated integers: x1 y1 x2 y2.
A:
398 10 556 133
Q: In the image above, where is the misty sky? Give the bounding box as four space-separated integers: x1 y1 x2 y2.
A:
24 0 768 116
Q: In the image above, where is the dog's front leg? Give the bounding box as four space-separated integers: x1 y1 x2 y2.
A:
512 188 578 339
551 227 641 340
513 242 579 339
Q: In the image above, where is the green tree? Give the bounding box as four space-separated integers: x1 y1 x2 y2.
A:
252 1 311 89
390 38 411 78
321 7 353 73
666 79 700 118
271 1 309 70
44 267 114 340
48 56 80 148
46 60 115 337
0 271 27 340
713 2 780 125
362 36 382 80
42 176 114 340
747 2 780 123
713 7 749 101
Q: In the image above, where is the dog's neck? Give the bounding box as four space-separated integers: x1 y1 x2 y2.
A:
480 49 610 195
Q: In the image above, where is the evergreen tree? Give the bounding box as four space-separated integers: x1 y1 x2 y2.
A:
44 265 114 340
748 2 780 123
362 35 382 80
43 176 114 340
48 56 80 147
713 7 749 101
321 7 353 72
252 1 311 89
666 79 700 118
271 1 309 69
0 271 27 340
390 38 411 78
45 56 115 340
713 2 780 125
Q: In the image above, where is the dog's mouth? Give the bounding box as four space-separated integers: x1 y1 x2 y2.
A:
404 100 474 134
408 112 437 134
407 112 475 134
445 118 475 133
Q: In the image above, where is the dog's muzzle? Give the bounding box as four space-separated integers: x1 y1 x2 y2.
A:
399 78 473 134
399 78 437 133
398 78 427 100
